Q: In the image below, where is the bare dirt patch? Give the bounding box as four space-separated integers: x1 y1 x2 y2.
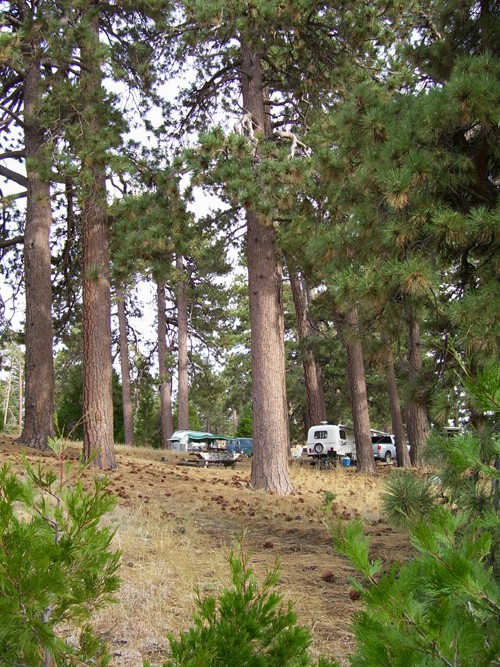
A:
0 435 414 666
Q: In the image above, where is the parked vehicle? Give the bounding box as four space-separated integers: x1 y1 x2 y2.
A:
371 433 397 463
169 430 231 452
306 423 356 461
227 437 253 456
305 423 404 464
168 430 239 467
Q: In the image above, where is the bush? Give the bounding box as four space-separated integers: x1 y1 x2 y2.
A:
329 505 500 666
381 471 434 528
326 365 500 666
160 541 338 667
0 438 120 666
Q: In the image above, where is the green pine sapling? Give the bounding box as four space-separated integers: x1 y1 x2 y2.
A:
0 435 120 666
160 538 338 667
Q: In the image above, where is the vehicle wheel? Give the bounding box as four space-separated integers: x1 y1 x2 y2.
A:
384 451 392 464
313 442 324 454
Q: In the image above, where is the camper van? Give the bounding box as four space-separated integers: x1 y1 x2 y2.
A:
306 423 356 461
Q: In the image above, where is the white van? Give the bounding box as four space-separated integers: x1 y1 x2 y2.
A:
306 423 356 460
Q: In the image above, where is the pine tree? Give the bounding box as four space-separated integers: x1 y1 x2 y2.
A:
303 0 499 458
1 1 59 451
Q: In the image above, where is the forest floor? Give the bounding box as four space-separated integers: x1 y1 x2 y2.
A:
0 434 417 667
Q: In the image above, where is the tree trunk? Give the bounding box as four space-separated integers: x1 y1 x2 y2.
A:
406 314 429 466
335 308 376 474
80 16 116 469
19 53 55 451
3 369 12 430
18 364 22 436
382 333 411 467
157 281 174 446
240 39 293 494
176 255 189 431
288 266 327 427
115 285 135 445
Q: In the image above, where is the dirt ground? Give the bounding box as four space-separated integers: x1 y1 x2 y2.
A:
0 435 414 666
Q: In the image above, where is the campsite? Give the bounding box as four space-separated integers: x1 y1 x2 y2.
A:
0 434 411 667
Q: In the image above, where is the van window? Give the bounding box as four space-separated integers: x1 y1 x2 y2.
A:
339 429 346 440
314 430 328 439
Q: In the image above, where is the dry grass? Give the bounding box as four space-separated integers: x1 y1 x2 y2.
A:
0 436 413 666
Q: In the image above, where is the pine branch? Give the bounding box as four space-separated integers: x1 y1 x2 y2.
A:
0 235 24 249
234 112 257 146
176 62 238 136
0 164 28 188
277 131 307 158
403 613 456 667
0 150 25 160
3 12 23 27
0 104 25 129
418 11 444 41
1 189 27 201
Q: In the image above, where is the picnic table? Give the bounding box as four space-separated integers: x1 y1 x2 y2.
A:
182 450 241 468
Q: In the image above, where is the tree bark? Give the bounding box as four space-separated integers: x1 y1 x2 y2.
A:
288 266 327 428
406 314 429 466
79 16 116 469
382 332 411 467
18 364 22 436
115 285 135 445
240 39 293 494
157 281 174 445
3 369 11 430
19 51 55 451
335 308 377 474
176 255 189 431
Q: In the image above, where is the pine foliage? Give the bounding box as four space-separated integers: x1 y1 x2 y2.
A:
328 364 500 665
162 541 338 667
331 507 500 667
0 439 120 666
381 472 434 528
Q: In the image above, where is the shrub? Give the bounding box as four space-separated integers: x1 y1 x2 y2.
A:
329 505 500 666
0 438 120 666
381 471 434 528
160 540 338 667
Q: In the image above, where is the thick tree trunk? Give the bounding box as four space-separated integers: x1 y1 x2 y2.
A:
80 17 116 469
406 315 429 466
335 308 376 474
157 282 174 446
176 255 189 431
241 39 293 494
116 285 135 445
288 266 327 428
382 333 411 467
20 54 55 451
